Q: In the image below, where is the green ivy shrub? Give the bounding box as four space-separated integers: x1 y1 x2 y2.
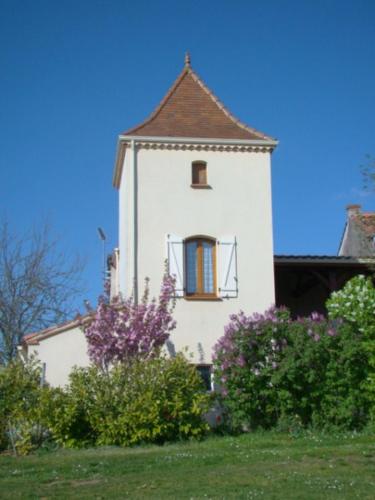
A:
44 354 210 448
0 358 48 455
327 275 375 419
213 307 370 432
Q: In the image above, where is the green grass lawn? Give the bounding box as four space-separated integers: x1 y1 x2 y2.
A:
1 432 375 499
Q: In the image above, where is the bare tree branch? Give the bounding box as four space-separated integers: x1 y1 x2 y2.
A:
0 221 85 363
360 154 375 193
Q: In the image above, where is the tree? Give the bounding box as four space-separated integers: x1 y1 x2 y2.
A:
0 221 84 363
83 274 176 369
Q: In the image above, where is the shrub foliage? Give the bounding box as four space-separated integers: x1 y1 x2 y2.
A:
0 358 48 455
1 274 211 453
327 275 375 419
44 354 210 447
213 306 370 431
1 355 209 453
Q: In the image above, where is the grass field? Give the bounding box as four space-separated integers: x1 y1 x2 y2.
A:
1 431 375 499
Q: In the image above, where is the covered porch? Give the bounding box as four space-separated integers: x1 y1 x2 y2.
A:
274 256 374 317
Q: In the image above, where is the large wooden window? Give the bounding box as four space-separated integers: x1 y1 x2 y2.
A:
191 161 208 187
185 237 216 297
167 234 237 299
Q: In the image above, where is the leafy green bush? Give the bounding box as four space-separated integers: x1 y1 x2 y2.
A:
0 358 48 455
327 275 375 419
304 321 369 429
327 275 375 335
44 354 210 448
39 383 95 448
213 307 370 432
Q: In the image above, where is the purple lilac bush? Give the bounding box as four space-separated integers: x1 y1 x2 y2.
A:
213 306 369 431
83 274 176 368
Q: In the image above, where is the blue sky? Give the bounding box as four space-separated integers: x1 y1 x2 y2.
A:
1 0 374 310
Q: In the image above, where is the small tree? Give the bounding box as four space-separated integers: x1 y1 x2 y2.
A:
0 221 84 363
83 274 176 369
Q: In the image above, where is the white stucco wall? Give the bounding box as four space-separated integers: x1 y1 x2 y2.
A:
28 326 90 387
118 145 275 363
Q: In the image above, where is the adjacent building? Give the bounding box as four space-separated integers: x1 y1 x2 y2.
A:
339 204 375 257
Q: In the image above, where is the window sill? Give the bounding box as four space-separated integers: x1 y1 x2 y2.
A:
184 295 222 301
190 184 212 189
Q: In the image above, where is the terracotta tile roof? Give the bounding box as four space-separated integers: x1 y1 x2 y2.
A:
123 55 275 141
21 314 92 346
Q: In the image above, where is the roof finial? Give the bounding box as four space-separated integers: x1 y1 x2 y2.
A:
185 51 191 67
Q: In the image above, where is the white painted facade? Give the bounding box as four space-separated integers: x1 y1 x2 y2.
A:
26 324 90 387
24 140 276 385
117 141 276 363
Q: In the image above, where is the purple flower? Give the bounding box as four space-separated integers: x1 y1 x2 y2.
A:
221 360 230 371
237 355 246 367
311 311 325 322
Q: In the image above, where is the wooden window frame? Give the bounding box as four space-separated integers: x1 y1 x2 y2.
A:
191 161 211 189
184 237 217 299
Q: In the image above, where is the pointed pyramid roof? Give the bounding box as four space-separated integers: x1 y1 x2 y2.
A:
123 54 275 141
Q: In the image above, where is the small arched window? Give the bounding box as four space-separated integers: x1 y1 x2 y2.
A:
191 161 208 187
185 237 216 297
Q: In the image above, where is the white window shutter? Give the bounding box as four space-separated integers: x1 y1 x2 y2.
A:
166 234 184 297
218 236 238 298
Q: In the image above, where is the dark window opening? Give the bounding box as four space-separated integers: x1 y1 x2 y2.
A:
196 365 212 391
192 161 207 186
